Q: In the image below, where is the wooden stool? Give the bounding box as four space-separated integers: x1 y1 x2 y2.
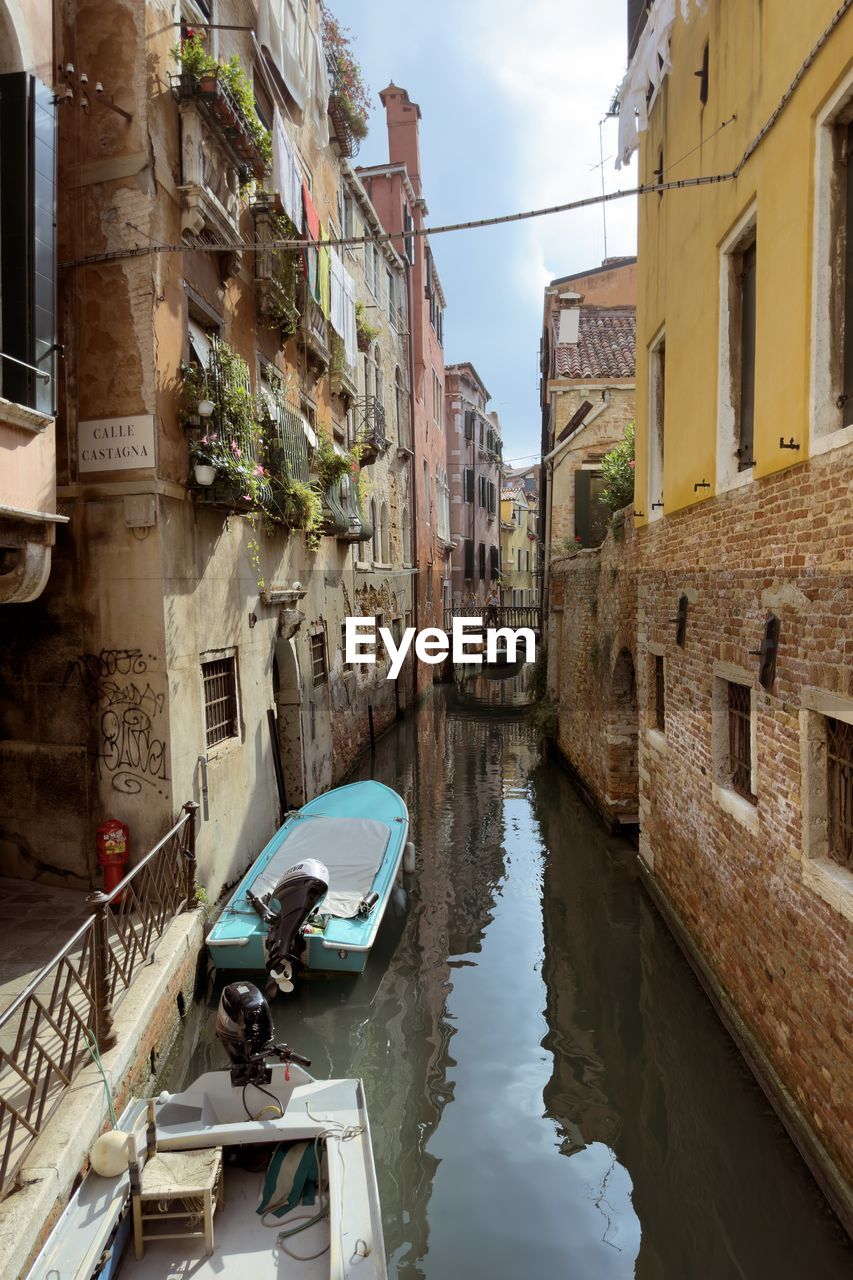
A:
131 1146 223 1259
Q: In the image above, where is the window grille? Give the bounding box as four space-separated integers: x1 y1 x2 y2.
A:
654 655 665 732
827 716 853 869
727 681 754 800
202 657 238 748
310 631 327 687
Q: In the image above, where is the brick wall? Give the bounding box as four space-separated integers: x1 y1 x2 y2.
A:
549 440 853 1197
549 513 638 822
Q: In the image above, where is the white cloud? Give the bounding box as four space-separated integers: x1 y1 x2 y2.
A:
460 0 638 282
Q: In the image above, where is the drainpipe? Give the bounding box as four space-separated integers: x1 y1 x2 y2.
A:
405 257 419 706
542 389 612 620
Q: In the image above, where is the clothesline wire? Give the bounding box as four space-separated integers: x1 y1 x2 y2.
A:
59 172 729 269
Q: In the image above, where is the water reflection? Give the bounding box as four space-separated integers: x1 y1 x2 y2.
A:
452 659 534 712
170 688 852 1278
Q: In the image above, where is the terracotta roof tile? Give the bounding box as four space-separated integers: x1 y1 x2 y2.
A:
553 306 636 379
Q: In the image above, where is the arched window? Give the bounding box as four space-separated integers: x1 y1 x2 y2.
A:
373 345 383 406
401 503 412 564
371 498 379 562
380 502 390 563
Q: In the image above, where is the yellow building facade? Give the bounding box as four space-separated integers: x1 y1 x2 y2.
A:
500 487 538 607
633 0 853 517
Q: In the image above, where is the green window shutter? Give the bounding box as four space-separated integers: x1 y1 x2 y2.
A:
0 73 57 413
575 470 592 546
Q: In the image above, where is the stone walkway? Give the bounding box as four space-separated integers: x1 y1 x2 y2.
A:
0 878 94 1023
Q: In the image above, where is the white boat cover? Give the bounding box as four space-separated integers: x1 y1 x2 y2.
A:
252 816 391 919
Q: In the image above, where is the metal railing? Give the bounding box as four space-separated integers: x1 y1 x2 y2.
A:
444 605 542 632
0 803 198 1200
354 397 387 463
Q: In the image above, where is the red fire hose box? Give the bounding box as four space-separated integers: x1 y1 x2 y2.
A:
96 820 130 900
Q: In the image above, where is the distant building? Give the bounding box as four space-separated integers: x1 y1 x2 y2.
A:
444 363 502 608
500 485 538 607
358 83 449 654
539 260 636 564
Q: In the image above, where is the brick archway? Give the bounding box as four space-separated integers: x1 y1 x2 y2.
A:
607 647 639 818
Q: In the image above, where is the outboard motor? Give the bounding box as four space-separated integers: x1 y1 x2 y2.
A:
262 858 329 997
215 980 311 1085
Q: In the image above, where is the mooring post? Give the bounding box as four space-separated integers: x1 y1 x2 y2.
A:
182 800 199 907
87 891 117 1052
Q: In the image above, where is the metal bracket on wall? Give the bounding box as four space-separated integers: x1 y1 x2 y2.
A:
749 614 780 690
669 594 689 647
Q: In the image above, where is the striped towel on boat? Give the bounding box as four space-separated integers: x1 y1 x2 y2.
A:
257 1141 325 1218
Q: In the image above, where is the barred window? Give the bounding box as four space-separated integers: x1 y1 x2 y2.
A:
827 716 853 869
654 655 665 732
310 631 328 687
202 656 238 748
727 681 755 801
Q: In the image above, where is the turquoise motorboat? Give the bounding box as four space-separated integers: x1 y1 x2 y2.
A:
207 781 411 994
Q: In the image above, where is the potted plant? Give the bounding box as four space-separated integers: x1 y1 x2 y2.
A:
189 432 223 486
314 430 356 490
355 300 379 352
170 28 214 95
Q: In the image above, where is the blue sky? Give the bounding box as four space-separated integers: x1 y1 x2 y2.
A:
332 0 637 465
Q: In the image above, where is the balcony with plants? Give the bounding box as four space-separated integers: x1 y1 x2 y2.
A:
179 340 322 547
170 29 272 244
330 331 357 401
322 7 370 158
251 201 302 340
313 432 371 542
353 396 387 465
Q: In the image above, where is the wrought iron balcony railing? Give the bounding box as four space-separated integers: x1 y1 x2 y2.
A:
354 396 387 464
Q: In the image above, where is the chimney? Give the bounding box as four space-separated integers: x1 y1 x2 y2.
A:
379 82 422 196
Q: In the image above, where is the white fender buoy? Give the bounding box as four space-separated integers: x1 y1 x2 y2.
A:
403 841 416 874
90 1130 131 1177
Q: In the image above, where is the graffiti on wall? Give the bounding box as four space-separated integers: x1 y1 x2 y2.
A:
63 649 169 795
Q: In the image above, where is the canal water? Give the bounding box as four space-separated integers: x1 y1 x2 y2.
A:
169 684 852 1278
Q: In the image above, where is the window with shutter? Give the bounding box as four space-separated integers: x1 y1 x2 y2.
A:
464 410 474 440
0 73 57 414
842 120 853 428
464 468 474 503
464 539 474 580
738 239 757 469
478 543 486 581
489 545 499 579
